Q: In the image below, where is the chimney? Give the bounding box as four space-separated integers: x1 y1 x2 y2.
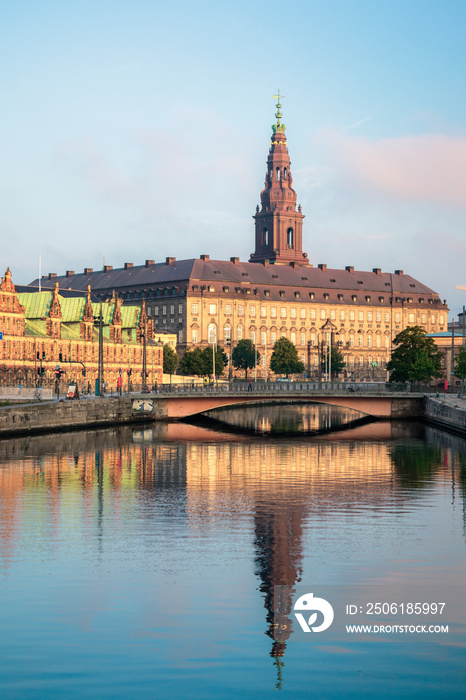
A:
65 270 75 277
103 265 113 272
145 259 155 267
345 266 354 273
230 256 240 265
318 263 327 271
262 259 269 267
48 273 57 279
395 269 403 276
124 262 133 270
84 268 93 274
165 257 175 265
373 268 381 275
290 261 299 268
200 254 210 261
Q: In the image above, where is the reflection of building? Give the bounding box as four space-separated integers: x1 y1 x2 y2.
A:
30 98 447 381
0 268 163 389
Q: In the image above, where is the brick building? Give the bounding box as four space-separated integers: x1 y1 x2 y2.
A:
0 268 163 390
30 99 448 380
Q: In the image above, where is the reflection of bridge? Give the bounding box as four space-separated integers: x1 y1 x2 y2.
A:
143 383 424 420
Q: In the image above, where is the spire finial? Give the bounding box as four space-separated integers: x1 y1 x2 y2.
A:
272 90 286 134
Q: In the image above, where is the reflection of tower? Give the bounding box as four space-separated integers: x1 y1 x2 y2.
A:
250 92 308 266
254 496 306 662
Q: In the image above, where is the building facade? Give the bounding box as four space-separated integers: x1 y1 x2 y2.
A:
0 268 163 390
31 100 448 381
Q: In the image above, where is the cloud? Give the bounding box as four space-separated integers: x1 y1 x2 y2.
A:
318 130 466 208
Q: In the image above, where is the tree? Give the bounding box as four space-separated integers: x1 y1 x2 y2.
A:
201 345 228 377
232 339 260 379
163 344 178 375
179 347 207 376
320 345 345 378
270 337 305 377
454 346 466 384
386 326 443 383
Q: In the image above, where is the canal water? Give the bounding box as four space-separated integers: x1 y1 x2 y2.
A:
0 405 465 698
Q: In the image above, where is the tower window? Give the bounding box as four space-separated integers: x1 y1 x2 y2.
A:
276 167 280 180
263 227 269 247
287 228 293 248
283 167 287 179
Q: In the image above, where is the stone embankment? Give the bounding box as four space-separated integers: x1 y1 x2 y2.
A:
0 397 143 438
424 396 466 436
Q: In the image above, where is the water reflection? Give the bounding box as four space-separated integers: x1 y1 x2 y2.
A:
202 402 371 435
0 414 465 697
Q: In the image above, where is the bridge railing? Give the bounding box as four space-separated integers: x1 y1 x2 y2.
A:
152 381 412 396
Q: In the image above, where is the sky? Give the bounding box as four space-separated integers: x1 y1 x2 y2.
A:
1 0 465 317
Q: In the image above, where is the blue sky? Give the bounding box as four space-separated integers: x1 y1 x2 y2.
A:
1 0 466 316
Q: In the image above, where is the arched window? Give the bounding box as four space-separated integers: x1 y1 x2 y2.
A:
287 228 293 248
223 324 231 341
237 325 243 340
208 323 216 344
263 227 269 247
283 167 287 179
276 167 280 180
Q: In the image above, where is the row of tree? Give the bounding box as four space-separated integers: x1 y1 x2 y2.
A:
162 327 466 384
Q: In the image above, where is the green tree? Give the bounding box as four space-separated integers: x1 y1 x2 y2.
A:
270 337 305 377
163 344 178 375
232 339 260 379
386 326 443 383
454 346 466 382
320 345 345 378
201 346 228 377
179 347 207 376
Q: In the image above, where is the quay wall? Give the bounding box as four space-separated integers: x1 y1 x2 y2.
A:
0 398 145 438
424 397 466 437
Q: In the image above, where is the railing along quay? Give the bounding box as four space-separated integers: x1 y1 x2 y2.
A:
151 381 419 397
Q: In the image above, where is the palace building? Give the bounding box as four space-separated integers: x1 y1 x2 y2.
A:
30 98 448 380
0 268 163 390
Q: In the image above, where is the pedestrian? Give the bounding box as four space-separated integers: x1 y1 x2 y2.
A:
248 378 252 392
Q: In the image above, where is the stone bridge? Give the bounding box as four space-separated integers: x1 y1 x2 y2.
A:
133 383 424 421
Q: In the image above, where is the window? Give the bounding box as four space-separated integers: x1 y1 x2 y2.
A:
320 309 326 319
280 308 286 318
238 305 243 316
385 313 389 323
250 306 256 316
225 304 231 315
367 312 373 321
261 306 267 317
439 315 444 324
178 304 183 314
421 314 426 324
431 315 435 324
178 330 183 343
359 356 364 366
209 303 217 315
376 335 381 347
192 329 198 343
162 305 167 315
208 324 216 343
358 311 364 321
367 335 373 347
349 311 355 321
310 333 316 346
237 325 243 340
330 310 335 320
154 306 159 316
300 333 306 346
192 303 198 314
349 335 354 347
261 331 267 345
310 309 316 319
290 332 296 344
339 334 345 345
250 330 256 343
395 313 400 322
287 228 293 247
224 324 231 340
271 307 277 318
313 355 319 366
358 334 363 347
290 308 296 318
170 305 175 315
271 331 277 344
408 313 415 323
376 312 381 322
300 308 306 319
385 336 390 348
340 310 345 321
